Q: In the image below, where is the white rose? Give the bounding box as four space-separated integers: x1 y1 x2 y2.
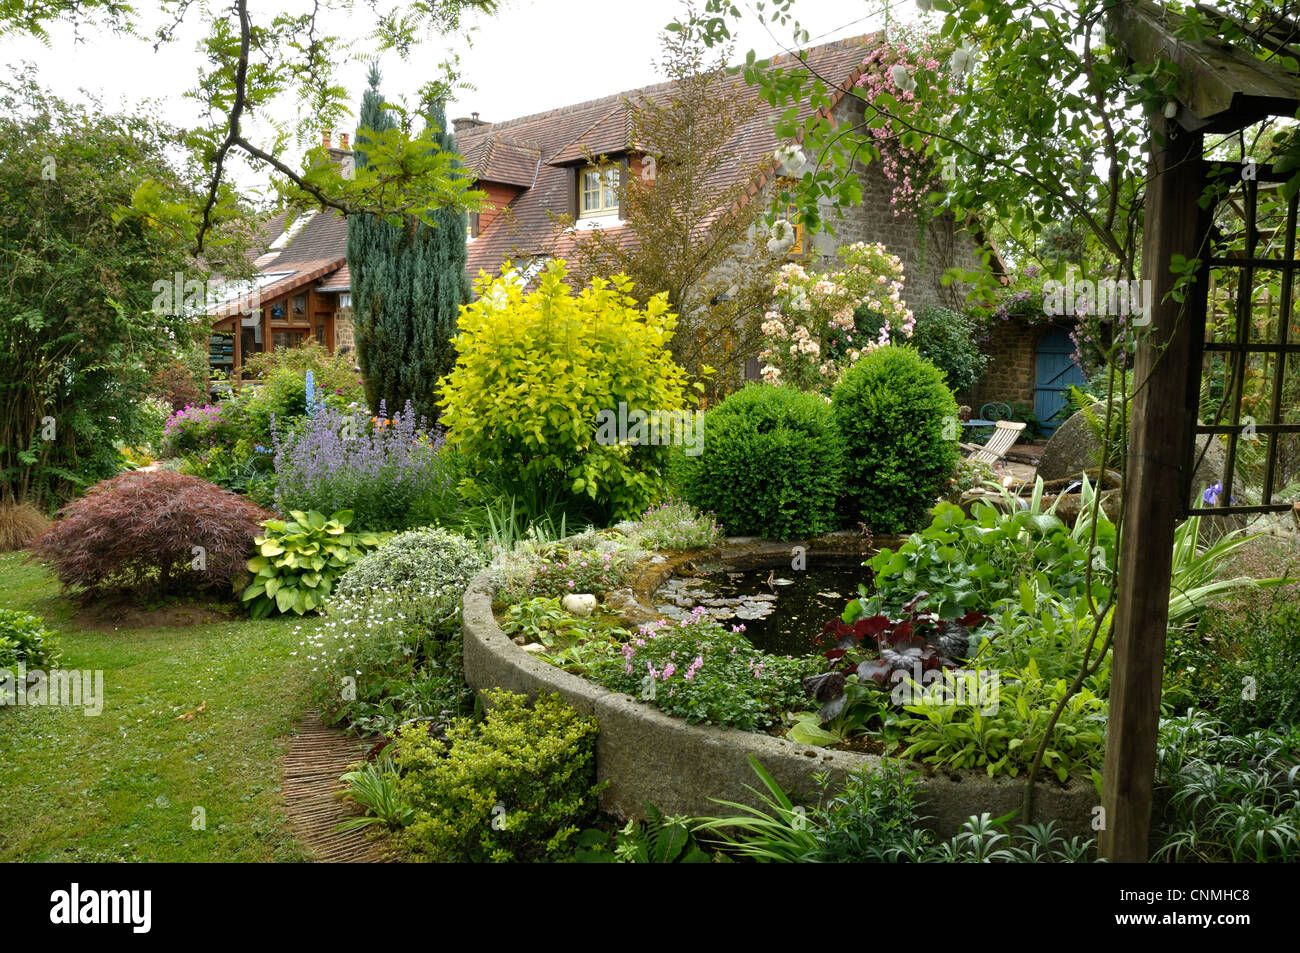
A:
890 64 917 93
774 143 806 175
767 220 796 255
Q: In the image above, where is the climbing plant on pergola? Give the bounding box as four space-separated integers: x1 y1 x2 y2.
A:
1105 0 1300 862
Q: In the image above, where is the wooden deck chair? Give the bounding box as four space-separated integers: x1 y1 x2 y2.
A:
961 419 1027 466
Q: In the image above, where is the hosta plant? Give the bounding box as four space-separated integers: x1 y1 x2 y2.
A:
862 493 1114 621
242 509 387 617
895 659 1107 781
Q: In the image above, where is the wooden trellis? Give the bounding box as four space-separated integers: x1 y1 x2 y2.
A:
1189 162 1300 516
1104 0 1299 863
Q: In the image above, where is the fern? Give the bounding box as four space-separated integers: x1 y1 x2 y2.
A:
1067 389 1129 473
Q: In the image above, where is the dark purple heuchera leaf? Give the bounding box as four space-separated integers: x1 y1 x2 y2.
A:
803 670 846 702
802 670 849 722
819 693 848 722
817 596 990 690
856 660 892 685
900 591 930 614
822 614 891 650
929 620 974 659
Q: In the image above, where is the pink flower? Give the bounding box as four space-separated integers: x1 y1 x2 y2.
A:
685 655 703 681
663 663 676 678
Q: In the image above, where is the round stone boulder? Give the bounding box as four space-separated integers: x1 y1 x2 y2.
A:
1035 404 1109 482
1038 404 1235 512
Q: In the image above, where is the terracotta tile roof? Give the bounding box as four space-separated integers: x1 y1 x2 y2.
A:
211 256 345 319
317 262 351 292
232 34 881 297
457 34 880 281
464 135 542 187
547 105 639 164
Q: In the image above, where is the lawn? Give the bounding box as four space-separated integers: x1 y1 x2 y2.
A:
0 553 322 861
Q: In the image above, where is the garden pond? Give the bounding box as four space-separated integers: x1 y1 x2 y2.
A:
650 562 868 657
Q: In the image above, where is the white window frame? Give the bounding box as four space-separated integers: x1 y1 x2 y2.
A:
578 163 620 219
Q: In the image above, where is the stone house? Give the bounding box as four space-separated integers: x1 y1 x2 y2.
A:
212 35 1046 402
452 35 986 321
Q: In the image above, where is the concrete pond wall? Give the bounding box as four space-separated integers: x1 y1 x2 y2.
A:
462 534 1100 839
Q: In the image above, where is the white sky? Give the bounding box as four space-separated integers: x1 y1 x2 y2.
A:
1 0 915 195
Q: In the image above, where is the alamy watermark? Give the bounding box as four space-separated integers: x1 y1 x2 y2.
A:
151 271 261 317
595 403 703 456
50 884 150 933
890 666 1000 715
1042 274 1151 325
1 665 104 716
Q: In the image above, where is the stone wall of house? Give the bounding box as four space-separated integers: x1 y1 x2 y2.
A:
965 321 1040 409
334 308 356 353
800 95 988 319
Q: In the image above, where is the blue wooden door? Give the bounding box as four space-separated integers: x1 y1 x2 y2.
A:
1035 327 1087 435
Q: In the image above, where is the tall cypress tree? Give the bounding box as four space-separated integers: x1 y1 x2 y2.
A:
347 67 467 423
411 97 469 406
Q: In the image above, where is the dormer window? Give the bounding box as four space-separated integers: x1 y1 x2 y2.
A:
579 163 620 218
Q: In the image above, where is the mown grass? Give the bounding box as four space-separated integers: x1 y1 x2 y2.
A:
0 553 325 861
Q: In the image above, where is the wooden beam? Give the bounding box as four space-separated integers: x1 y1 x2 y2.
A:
1195 4 1300 68
1100 118 1206 862
1110 1 1300 133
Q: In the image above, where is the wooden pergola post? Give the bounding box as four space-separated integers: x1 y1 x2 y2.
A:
1099 117 1206 862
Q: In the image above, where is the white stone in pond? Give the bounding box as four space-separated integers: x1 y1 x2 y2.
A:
562 593 597 617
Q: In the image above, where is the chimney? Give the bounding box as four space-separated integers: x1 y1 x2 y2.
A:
452 113 491 134
323 130 354 179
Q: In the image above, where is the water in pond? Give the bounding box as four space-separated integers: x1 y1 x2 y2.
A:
650 563 868 657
